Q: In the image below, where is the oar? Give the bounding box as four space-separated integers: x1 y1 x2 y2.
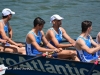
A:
1 51 57 68
0 54 45 74
0 55 45 75
9 55 44 68
87 60 99 75
0 52 57 75
7 52 57 67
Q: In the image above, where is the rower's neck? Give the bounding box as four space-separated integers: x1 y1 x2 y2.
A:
32 28 39 35
2 18 8 24
52 26 59 33
80 32 89 39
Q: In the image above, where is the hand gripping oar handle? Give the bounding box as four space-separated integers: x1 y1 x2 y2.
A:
42 51 58 58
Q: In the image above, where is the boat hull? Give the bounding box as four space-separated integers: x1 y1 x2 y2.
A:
0 52 100 75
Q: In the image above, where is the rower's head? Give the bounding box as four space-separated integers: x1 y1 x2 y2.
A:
2 8 15 20
81 20 92 33
50 14 63 27
33 17 45 30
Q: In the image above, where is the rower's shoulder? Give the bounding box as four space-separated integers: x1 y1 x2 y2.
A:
76 38 86 47
59 27 66 32
97 32 100 36
0 21 2 25
59 27 64 30
46 28 53 34
0 22 3 28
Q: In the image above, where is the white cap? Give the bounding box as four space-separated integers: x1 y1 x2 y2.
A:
2 8 15 16
50 14 64 23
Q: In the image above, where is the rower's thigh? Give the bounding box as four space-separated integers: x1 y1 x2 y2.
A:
10 45 26 54
58 50 77 56
4 45 18 53
18 47 26 55
9 45 19 49
0 46 4 52
4 47 15 53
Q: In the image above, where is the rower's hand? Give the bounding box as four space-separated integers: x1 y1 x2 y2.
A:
16 43 23 47
71 43 75 47
0 40 7 44
42 52 53 58
53 48 61 53
58 48 63 52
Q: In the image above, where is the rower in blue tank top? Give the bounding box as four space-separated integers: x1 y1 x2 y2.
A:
45 14 80 61
49 27 63 47
75 20 100 63
0 8 25 54
76 35 98 62
25 17 59 57
0 20 10 46
25 30 42 56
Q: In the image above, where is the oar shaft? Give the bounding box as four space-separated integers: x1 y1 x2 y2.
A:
8 55 43 68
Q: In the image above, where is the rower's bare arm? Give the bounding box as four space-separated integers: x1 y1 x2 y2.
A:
8 22 13 39
77 38 100 54
0 22 8 40
41 30 55 49
0 23 19 46
27 33 53 52
0 39 7 43
90 35 98 47
42 31 61 52
97 32 100 43
48 30 63 48
61 27 75 44
49 30 71 48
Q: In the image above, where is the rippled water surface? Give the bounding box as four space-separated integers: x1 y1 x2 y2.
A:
0 0 100 42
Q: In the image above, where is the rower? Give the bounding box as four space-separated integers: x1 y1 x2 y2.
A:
25 17 60 57
45 14 80 61
0 8 26 55
75 20 100 63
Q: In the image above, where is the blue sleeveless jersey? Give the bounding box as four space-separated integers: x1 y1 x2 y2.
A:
25 31 42 56
49 28 63 47
0 20 8 39
76 36 98 62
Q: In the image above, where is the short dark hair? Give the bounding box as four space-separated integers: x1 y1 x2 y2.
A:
2 15 8 18
33 17 45 27
81 20 92 32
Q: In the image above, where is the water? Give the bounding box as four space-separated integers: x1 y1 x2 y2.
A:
0 0 100 42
